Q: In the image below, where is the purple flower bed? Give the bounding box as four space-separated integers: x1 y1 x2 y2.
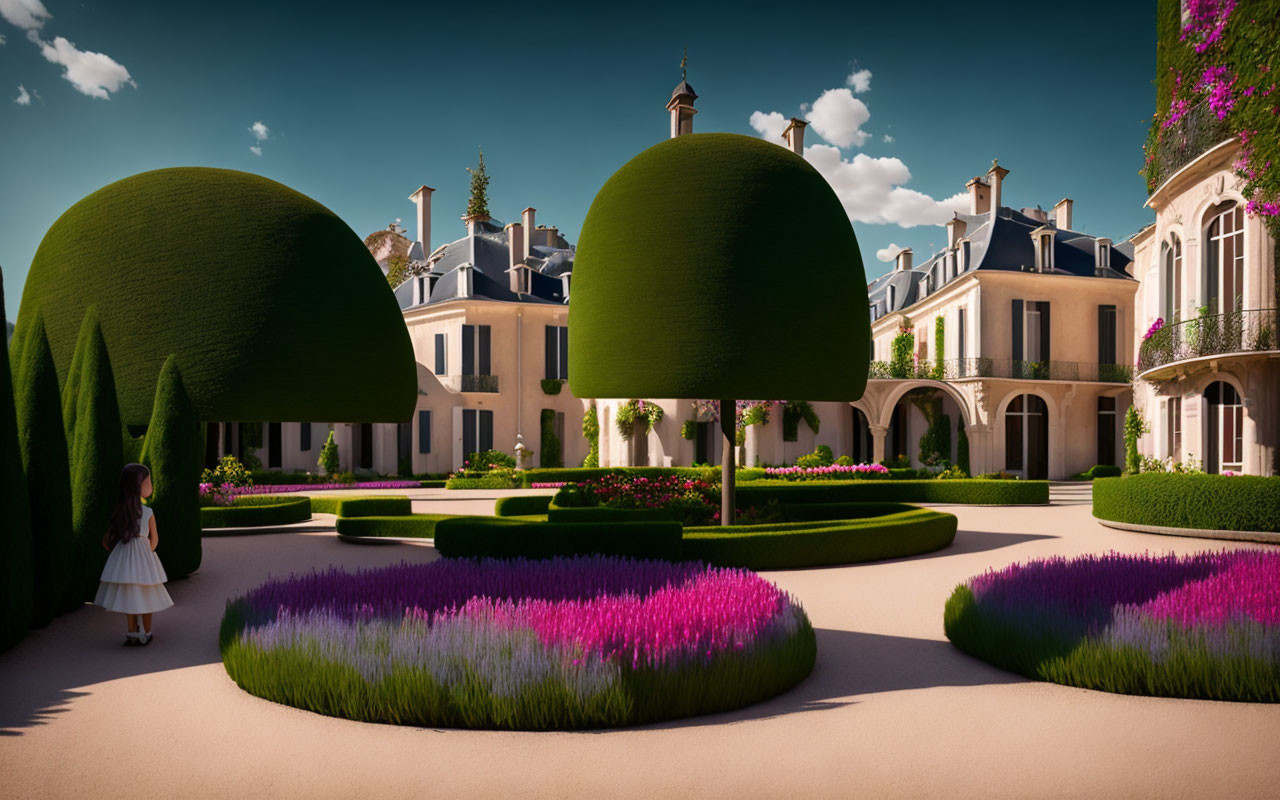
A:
763 463 890 480
221 556 816 728
946 550 1280 702
530 481 569 489
236 481 421 495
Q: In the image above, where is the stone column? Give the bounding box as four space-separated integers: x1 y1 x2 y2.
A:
870 425 888 464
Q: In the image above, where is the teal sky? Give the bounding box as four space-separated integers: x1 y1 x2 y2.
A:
1 0 1157 321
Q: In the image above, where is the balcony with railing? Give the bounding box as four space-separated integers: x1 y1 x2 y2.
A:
458 373 500 393
1138 308 1278 380
868 358 1134 384
1145 101 1234 196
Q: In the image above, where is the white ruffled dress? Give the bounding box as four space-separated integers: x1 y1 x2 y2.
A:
94 506 174 615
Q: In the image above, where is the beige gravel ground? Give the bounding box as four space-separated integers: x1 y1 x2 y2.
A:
2 483 1277 799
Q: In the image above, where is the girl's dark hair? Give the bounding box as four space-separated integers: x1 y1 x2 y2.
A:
103 463 151 550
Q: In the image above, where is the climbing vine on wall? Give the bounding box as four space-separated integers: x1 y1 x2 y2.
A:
615 399 664 440
581 403 599 467
781 401 821 441
890 325 915 379
932 316 946 380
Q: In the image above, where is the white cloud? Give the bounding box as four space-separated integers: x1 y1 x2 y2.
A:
13 83 33 104
882 134 895 143
846 68 872 94
249 145 262 156
37 35 134 98
249 120 269 141
802 144 970 228
876 243 906 262
748 110 788 142
0 0 51 31
804 88 870 148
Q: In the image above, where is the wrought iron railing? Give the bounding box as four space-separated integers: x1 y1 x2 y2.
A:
460 373 500 393
868 358 1133 383
1146 102 1234 192
1138 308 1278 373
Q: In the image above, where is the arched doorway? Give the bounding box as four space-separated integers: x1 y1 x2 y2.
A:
1204 381 1243 474
1005 394 1048 479
850 406 872 463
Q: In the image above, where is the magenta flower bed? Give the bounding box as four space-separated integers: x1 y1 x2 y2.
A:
530 481 569 489
946 550 1280 701
236 481 421 495
221 556 816 728
763 463 890 480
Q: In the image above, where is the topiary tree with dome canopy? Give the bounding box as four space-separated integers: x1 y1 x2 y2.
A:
569 133 870 524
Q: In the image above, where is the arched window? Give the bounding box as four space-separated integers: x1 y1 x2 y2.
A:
1205 202 1244 314
1162 234 1182 321
1204 381 1243 474
1005 394 1048 479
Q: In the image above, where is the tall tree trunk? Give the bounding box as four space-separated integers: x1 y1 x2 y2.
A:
720 398 735 526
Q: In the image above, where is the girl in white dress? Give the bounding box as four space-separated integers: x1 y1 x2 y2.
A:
95 463 173 646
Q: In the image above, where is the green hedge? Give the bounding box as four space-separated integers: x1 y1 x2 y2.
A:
516 466 769 487
1093 474 1280 533
434 517 683 561
332 497 412 517
547 505 682 523
736 480 1048 506
201 496 311 530
12 311 74 623
494 495 553 517
335 514 459 539
682 507 957 570
0 284 34 649
419 479 447 489
446 475 521 490
142 356 203 579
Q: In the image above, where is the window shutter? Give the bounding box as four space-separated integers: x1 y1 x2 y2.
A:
478 325 491 376
545 326 556 380
434 333 446 375
479 410 493 452
559 327 569 380
300 422 312 451
1040 302 1051 362
1011 299 1023 362
418 410 431 454
462 409 477 462
462 325 475 376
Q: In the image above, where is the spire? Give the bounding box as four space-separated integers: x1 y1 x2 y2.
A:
667 49 697 138
681 47 688 81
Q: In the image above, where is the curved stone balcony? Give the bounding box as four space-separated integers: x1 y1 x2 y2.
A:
868 358 1133 384
1138 308 1278 382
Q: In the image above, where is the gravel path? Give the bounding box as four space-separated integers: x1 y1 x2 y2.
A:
2 484 1277 799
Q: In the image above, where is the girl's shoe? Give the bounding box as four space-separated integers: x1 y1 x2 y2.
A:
137 630 151 646
124 632 142 646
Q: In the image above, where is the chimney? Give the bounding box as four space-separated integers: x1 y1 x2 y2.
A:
505 222 524 269
946 217 967 249
965 176 989 215
1053 197 1073 230
986 159 1010 220
895 248 913 272
408 185 434 253
782 118 807 155
667 81 698 138
522 207 535 259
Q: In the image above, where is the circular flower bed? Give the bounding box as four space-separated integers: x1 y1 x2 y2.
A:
945 550 1280 702
221 556 816 729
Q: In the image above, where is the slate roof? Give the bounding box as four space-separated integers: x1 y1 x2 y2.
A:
670 80 697 99
868 205 1135 318
397 217 574 310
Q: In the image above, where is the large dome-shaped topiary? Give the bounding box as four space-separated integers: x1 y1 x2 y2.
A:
17 167 416 425
568 133 869 402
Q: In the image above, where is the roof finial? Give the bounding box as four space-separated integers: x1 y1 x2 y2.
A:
681 47 688 81
992 157 999 169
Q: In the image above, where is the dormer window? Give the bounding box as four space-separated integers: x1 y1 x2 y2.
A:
1032 228 1055 272
888 285 896 309
560 272 571 303
1095 238 1112 273
415 275 428 305
457 264 473 299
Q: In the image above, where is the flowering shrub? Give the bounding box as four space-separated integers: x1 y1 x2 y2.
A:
945 550 1280 701
614 399 664 440
236 480 420 495
200 454 253 491
763 462 890 481
569 473 721 525
1144 317 1165 341
220 556 816 729
198 482 237 507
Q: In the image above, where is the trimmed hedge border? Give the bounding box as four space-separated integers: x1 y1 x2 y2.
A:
1093 474 1280 534
514 466 768 488
335 514 459 540
307 495 412 516
494 495 553 517
434 518 683 561
683 507 956 570
201 496 311 530
548 506 681 523
737 479 1048 506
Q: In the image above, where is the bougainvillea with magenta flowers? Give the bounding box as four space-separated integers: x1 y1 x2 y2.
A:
220 556 816 729
566 472 722 525
945 550 1280 702
234 480 420 495
1143 317 1165 341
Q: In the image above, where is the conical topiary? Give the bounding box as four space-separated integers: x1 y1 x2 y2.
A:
61 306 93 458
142 355 203 579
0 278 35 649
68 309 125 602
13 311 75 622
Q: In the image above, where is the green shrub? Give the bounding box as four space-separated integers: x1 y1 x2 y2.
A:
682 507 956 570
494 495 553 517
1093 473 1280 532
540 409 563 469
318 429 340 475
834 455 853 466
1123 406 1146 474
419 479 447 488
141 357 203 578
201 496 311 530
335 496 412 517
737 479 1048 506
12 312 74 622
540 378 563 395
547 505 682 523
68 308 126 602
466 449 516 471
446 471 521 489
434 518 683 561
795 445 834 468
1087 464 1123 479
203 454 253 489
680 419 696 440
335 514 460 539
0 288 34 649
582 404 599 467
